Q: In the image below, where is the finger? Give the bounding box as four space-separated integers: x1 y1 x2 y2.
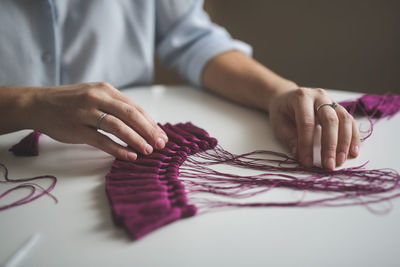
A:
292 89 315 168
136 104 169 143
136 104 168 142
94 82 168 144
316 102 339 170
99 100 166 150
121 99 168 141
271 113 298 158
335 106 353 166
94 112 154 155
83 127 138 161
102 84 168 141
349 119 361 157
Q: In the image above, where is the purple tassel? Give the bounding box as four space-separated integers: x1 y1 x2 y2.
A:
9 131 42 156
105 122 214 240
339 93 400 140
339 93 400 119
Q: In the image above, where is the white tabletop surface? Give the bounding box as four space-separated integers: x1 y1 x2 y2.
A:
1 85 399 267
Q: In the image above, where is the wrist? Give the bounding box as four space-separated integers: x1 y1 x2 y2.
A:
262 80 298 112
14 86 43 130
0 86 39 133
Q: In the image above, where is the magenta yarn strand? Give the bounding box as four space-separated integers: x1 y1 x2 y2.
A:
339 93 400 141
178 146 400 213
2 132 57 211
0 163 58 211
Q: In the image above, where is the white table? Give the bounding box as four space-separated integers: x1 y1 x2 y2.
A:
1 85 399 267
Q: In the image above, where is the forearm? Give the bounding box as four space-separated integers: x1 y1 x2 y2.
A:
202 50 298 111
0 86 36 134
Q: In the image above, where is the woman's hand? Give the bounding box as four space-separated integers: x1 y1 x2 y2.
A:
24 82 168 161
268 87 360 170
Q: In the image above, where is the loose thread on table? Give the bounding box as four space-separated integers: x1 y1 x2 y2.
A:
0 163 58 211
178 145 400 214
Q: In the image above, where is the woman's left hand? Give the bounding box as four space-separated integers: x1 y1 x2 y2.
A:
268 87 360 170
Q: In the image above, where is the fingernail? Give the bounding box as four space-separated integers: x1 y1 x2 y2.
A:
127 152 137 161
353 145 359 154
161 133 168 143
325 157 335 170
144 144 153 155
305 156 313 168
155 137 165 149
337 152 346 166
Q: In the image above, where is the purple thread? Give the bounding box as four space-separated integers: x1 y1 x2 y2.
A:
0 162 58 211
339 93 400 119
339 93 400 141
179 146 400 214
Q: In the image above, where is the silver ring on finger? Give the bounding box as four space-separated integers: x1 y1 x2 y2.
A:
316 102 338 112
96 112 108 130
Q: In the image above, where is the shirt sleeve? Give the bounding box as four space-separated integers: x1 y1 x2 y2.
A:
155 0 252 87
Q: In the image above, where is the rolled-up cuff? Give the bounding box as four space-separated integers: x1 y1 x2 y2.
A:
184 37 252 87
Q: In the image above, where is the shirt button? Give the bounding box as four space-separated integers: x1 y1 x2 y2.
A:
41 52 53 63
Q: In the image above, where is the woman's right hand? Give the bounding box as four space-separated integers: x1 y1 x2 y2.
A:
23 82 168 161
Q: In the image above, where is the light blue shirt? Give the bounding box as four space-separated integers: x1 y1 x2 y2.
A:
0 0 251 89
